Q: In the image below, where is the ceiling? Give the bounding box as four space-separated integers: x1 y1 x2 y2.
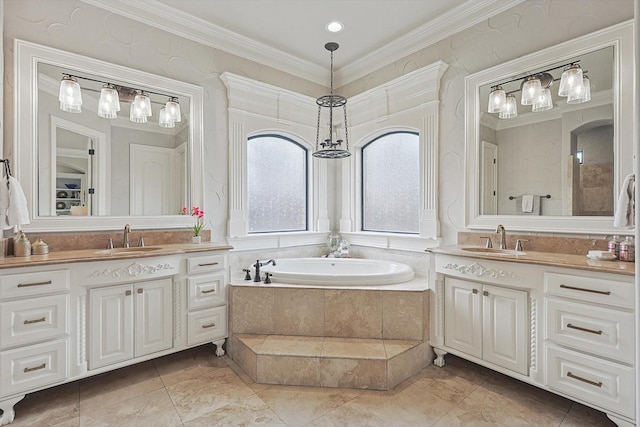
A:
83 0 523 86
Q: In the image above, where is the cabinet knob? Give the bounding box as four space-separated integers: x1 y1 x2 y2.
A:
483 290 489 296
137 288 143 294
472 288 478 294
125 290 132 296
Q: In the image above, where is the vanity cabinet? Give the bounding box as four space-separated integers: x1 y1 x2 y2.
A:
444 278 528 375
88 278 172 369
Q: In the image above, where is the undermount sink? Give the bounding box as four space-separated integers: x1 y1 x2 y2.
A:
461 247 526 256
95 246 162 255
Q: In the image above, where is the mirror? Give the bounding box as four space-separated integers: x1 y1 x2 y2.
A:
465 22 633 234
15 40 204 231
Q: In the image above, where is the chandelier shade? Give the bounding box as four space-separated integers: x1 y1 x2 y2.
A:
499 94 518 119
520 76 541 105
558 63 583 97
567 75 591 104
58 75 82 113
487 86 506 114
97 83 120 119
159 106 175 128
165 97 182 122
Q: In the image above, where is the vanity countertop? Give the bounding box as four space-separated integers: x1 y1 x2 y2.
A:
429 245 634 276
0 243 233 269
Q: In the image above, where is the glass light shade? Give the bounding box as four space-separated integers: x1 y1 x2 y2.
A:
487 86 506 113
558 64 583 96
499 94 518 119
97 84 120 119
129 101 148 123
521 76 541 105
58 76 82 113
567 76 591 104
132 92 152 117
532 88 553 112
165 97 181 122
159 106 175 128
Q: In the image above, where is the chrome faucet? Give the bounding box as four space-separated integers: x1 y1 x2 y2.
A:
123 224 131 248
496 224 507 249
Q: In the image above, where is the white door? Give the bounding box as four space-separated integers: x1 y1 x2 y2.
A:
89 284 134 369
482 284 528 375
480 141 498 215
135 279 173 357
444 278 482 358
130 144 177 215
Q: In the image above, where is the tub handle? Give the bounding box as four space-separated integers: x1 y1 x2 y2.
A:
264 272 272 284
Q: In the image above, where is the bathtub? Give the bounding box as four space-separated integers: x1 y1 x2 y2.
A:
258 257 415 286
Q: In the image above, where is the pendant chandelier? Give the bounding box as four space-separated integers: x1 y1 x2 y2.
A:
58 73 182 127
313 42 350 159
487 61 590 119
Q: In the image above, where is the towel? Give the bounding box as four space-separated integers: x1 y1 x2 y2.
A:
613 173 635 228
522 195 534 213
0 176 30 229
515 195 541 215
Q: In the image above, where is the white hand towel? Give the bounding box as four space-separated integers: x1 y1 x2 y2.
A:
522 195 534 213
613 173 635 229
4 176 30 229
0 179 9 229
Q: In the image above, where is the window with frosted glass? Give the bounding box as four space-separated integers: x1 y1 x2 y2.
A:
362 131 419 233
247 135 308 233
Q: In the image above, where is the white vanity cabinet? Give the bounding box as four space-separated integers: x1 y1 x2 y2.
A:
88 278 172 369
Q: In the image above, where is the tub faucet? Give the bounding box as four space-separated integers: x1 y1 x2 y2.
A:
496 224 506 249
123 224 131 248
252 259 277 282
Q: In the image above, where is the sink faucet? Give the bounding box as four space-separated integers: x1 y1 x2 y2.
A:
496 224 507 249
123 224 131 248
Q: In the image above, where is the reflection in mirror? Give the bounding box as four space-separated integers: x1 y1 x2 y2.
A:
478 46 614 216
38 63 190 217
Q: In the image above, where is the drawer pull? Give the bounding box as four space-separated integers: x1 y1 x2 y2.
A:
198 262 219 267
17 280 52 288
201 288 216 294
24 363 46 373
567 371 603 388
566 323 603 335
559 284 611 295
24 317 46 325
202 322 216 329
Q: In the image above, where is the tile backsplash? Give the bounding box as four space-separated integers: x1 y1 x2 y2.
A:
457 232 609 256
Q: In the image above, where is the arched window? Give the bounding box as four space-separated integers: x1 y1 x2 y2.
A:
247 134 308 233
361 131 419 233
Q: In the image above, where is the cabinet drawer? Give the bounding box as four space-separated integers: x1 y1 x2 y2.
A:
545 298 634 364
188 273 226 310
0 270 70 300
545 345 634 418
0 294 69 349
187 254 226 274
544 272 634 309
187 306 227 346
0 339 67 396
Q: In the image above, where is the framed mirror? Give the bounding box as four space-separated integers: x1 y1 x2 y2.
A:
15 39 204 231
465 21 633 235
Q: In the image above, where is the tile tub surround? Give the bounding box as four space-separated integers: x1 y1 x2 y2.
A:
228 285 431 390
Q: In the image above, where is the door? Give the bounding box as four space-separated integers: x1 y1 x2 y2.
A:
89 284 133 369
480 141 498 215
135 279 173 357
482 284 528 375
130 144 178 215
444 278 482 358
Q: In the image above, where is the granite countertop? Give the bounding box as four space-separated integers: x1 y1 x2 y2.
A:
0 243 233 269
429 245 635 276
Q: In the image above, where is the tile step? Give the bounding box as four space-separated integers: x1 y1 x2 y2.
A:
233 334 430 390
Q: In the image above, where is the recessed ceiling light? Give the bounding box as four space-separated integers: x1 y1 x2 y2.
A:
326 21 344 33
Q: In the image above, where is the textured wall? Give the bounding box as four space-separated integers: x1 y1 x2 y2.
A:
341 0 633 244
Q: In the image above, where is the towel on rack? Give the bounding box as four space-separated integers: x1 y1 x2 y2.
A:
0 176 30 229
613 173 635 229
516 195 541 215
522 195 534 213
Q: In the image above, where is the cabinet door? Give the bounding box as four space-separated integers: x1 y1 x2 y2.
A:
89 284 133 369
135 278 173 357
444 278 482 358
482 284 528 375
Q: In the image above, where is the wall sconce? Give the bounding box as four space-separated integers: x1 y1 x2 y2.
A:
58 75 82 113
97 84 120 119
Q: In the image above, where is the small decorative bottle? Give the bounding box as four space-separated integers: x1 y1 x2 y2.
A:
607 235 621 259
619 237 635 262
13 231 31 257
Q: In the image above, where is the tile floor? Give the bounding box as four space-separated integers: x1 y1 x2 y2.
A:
5 344 616 426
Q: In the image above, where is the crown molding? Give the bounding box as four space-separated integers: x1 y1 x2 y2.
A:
82 0 522 88
81 0 328 85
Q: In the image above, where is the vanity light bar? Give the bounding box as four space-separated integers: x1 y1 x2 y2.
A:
58 73 180 126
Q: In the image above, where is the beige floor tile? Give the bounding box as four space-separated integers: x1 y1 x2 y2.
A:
226 354 273 393
457 387 567 427
183 394 285 426
437 355 494 386
308 400 389 426
236 333 269 352
322 337 386 359
432 406 499 427
10 382 79 427
387 342 428 389
383 339 420 358
481 372 572 413
166 366 256 422
153 344 227 380
257 385 362 427
560 402 617 427
259 335 325 356
79 361 164 411
79 388 182 427
409 364 480 405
